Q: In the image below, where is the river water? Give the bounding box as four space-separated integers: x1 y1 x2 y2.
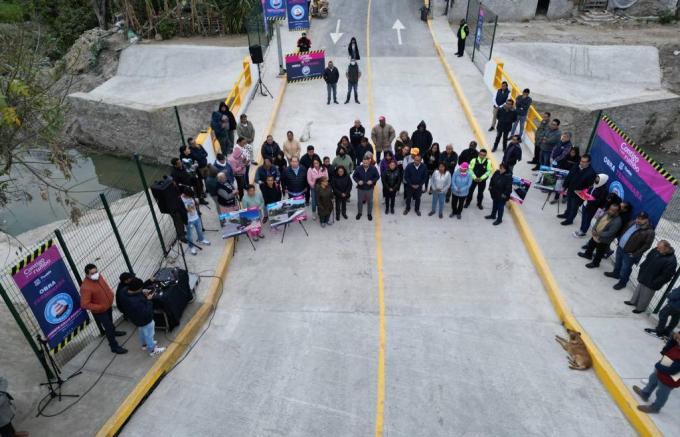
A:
1 149 167 236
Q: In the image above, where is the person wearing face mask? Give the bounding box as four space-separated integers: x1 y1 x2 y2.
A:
345 59 362 104
332 145 354 174
80 264 128 354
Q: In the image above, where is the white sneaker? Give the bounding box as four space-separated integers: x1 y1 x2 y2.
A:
190 247 197 255
572 230 586 238
313 213 317 220
200 239 211 245
149 346 166 357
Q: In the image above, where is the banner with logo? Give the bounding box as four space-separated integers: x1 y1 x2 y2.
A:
474 8 485 49
285 50 325 82
287 0 309 30
589 114 677 226
11 240 89 352
220 207 263 239
262 0 286 20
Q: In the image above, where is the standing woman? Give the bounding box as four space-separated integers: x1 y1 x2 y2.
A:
336 135 355 164
486 163 513 226
395 131 411 161
260 175 282 222
283 131 301 164
316 177 334 227
382 159 402 215
228 139 247 199
331 166 352 220
307 158 328 220
450 162 472 219
424 142 440 191
428 162 451 218
348 37 361 60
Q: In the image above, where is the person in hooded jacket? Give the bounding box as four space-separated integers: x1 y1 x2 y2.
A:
573 174 611 237
211 101 236 155
502 135 522 172
331 166 352 220
273 151 287 189
450 163 473 219
382 159 402 215
625 240 677 313
348 36 361 60
485 163 513 225
458 141 479 165
411 121 433 155
349 119 366 157
117 278 165 357
261 135 282 162
379 151 396 175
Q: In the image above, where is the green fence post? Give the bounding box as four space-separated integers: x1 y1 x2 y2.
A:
653 268 680 314
0 282 53 379
174 106 186 148
134 154 168 255
489 16 498 61
585 110 603 154
54 229 82 285
100 193 135 274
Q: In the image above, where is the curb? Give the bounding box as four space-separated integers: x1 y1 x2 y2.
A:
95 240 235 437
426 19 662 437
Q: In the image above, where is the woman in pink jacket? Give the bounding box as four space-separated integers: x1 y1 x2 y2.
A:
228 139 247 199
306 157 328 220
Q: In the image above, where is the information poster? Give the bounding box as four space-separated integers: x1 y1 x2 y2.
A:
220 207 263 239
285 50 325 82
287 0 309 31
474 8 485 49
11 242 89 352
267 196 307 227
262 0 287 20
534 167 569 192
511 176 532 205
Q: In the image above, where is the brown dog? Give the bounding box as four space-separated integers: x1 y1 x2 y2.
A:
555 328 592 370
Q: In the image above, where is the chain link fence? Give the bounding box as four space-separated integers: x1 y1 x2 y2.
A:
466 0 498 73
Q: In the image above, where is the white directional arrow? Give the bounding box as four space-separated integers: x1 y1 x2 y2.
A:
330 19 343 44
392 19 405 45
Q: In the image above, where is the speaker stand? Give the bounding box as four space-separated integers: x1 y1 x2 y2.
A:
255 63 273 99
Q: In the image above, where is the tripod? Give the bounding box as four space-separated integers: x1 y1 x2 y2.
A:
255 63 273 98
36 336 79 416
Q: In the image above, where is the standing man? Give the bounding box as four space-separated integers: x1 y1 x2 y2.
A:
236 114 255 145
117 278 166 357
349 119 366 163
633 331 680 414
455 19 469 57
323 61 340 105
605 211 655 290
486 163 513 226
283 157 308 199
411 121 433 156
403 153 428 216
345 59 361 104
625 241 677 313
502 135 523 173
527 112 550 167
353 152 379 221
492 99 517 153
646 287 680 339
512 88 533 139
441 144 458 203
536 119 562 170
489 81 510 132
458 141 478 165
80 264 128 354
558 154 597 225
297 32 311 52
466 149 492 209
578 203 622 269
371 116 396 163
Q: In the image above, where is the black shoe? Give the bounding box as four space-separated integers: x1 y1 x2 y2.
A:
527 160 537 165
491 148 497 152
577 252 592 259
415 210 421 216
114 331 127 337
557 214 567 219
356 214 362 220
560 220 573 226
463 203 470 209
633 386 649 402
531 167 539 171
344 100 349 104
390 207 394 214
604 271 619 279
112 346 128 354
632 309 644 314
334 100 339 104
199 199 210 205
585 262 599 269
327 101 330 105
385 207 389 215
477 204 483 210
613 282 626 290
624 301 635 306
428 211 436 216
492 220 502 226
488 127 494 132
403 209 410 215
439 213 443 219
637 405 659 414
355 100 360 104
368 214 373 221
449 212 455 218
342 213 348 219
484 215 495 220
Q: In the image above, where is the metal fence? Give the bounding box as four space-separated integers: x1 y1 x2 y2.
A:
465 0 498 73
0 157 177 373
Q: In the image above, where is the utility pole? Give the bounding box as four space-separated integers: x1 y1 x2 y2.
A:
276 21 286 76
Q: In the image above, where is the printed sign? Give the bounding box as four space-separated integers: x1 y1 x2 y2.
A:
11 241 89 352
285 50 325 82
511 176 532 205
474 8 485 49
267 196 307 227
287 0 309 30
220 207 263 239
534 167 569 192
589 115 677 226
262 0 287 20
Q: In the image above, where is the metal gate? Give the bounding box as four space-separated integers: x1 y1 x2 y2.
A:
466 0 498 73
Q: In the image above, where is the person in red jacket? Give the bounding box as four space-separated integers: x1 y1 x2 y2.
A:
633 331 680 413
80 263 128 354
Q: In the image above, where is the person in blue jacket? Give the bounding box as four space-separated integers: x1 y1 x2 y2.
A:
403 152 428 216
352 152 380 221
450 162 473 219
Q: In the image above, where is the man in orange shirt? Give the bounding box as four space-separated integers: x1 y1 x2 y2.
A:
80 264 128 354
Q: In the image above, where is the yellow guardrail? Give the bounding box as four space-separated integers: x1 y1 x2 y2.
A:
196 56 253 154
492 59 543 142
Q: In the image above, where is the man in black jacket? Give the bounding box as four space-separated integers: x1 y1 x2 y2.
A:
441 144 458 202
489 81 510 131
323 61 339 104
345 59 361 104
458 141 478 165
117 278 165 357
646 287 680 339
625 241 677 313
403 154 428 216
411 121 433 156
606 212 656 290
502 135 522 172
558 154 597 225
353 152 380 220
485 163 513 225
283 157 308 199
492 99 517 152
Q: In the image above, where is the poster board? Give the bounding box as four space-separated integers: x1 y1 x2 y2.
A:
511 176 532 205
267 196 307 227
10 240 89 352
220 207 263 239
262 0 287 20
285 50 325 82
534 167 569 192
287 0 310 30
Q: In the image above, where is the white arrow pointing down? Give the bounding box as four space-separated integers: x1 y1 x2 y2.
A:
392 19 405 45
330 19 343 44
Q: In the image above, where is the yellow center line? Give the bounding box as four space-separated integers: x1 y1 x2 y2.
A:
365 1 385 436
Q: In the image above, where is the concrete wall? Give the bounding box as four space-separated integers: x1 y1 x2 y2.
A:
610 0 679 15
448 0 575 22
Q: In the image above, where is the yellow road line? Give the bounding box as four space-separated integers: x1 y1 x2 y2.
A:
426 19 662 437
366 0 385 436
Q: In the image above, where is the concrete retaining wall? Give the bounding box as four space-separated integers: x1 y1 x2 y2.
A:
610 0 679 16
448 0 576 22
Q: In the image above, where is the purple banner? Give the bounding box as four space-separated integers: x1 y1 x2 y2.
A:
285 50 325 81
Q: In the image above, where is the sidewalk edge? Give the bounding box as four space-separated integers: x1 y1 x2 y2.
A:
426 19 662 437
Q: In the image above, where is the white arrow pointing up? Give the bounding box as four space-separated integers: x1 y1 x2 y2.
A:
392 19 405 45
330 19 343 44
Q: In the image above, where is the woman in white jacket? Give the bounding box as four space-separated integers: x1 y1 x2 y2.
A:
428 162 452 218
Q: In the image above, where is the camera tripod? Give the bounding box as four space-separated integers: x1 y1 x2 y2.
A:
255 63 273 98
36 336 79 416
